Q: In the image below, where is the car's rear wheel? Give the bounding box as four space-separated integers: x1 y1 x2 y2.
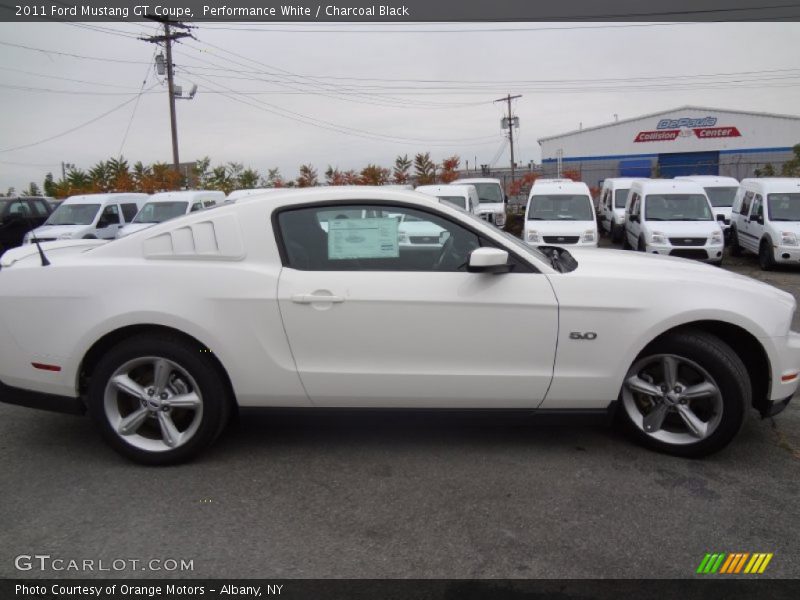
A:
759 239 775 271
88 334 231 465
618 330 749 457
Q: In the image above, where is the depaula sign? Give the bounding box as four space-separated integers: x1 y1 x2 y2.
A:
634 116 741 142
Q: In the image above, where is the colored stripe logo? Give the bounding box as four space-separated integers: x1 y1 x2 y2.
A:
697 553 773 574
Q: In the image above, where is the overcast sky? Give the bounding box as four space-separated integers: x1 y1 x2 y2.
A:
1 20 799 191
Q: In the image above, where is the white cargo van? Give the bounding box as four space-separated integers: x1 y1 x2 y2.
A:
523 180 598 248
676 175 739 235
730 178 800 270
117 190 225 238
449 178 507 228
624 179 724 265
597 178 646 243
415 184 480 215
24 193 147 243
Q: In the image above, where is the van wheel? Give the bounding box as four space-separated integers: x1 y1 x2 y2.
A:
759 239 775 271
637 237 646 252
611 223 623 244
622 233 631 250
82 234 97 239
618 330 749 457
87 333 231 465
729 228 742 256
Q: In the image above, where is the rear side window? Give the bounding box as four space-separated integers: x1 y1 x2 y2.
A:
740 191 754 216
31 199 50 216
120 203 139 222
100 204 120 224
203 200 217 208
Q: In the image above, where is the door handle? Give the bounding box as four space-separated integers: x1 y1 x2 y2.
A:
291 293 345 304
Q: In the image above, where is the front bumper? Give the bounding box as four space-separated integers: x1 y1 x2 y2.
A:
645 243 724 262
773 245 800 263
0 380 86 415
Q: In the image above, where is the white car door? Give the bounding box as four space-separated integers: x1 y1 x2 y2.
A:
96 204 122 239
626 194 642 247
275 202 559 408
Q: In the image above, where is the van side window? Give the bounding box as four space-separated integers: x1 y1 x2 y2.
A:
191 203 203 212
751 195 763 218
120 203 139 222
100 205 120 224
203 200 216 208
740 191 753 216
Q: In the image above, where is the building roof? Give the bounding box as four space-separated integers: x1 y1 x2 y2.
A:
537 106 800 144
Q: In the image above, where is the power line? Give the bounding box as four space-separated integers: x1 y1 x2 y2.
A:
118 52 157 158
0 40 151 64
0 66 145 90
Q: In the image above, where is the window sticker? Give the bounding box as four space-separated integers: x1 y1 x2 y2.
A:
328 217 399 260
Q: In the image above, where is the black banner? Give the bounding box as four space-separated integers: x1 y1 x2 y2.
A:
2 0 800 22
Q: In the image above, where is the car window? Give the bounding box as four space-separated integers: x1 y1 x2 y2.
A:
614 189 629 209
527 195 593 221
767 193 800 222
31 200 50 216
191 203 203 212
101 204 120 224
644 194 713 221
277 204 485 272
751 195 763 219
203 200 216 208
8 200 31 216
740 191 753 216
120 203 139 222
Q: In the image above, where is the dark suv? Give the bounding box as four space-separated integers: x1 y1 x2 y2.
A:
0 196 53 255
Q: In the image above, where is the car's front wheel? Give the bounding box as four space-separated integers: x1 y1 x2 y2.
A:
729 227 742 256
759 238 776 271
88 333 231 465
619 330 749 457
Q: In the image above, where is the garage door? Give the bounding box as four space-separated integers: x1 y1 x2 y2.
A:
658 151 719 178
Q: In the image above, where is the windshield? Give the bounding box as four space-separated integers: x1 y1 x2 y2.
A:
768 193 800 221
704 186 738 207
437 195 467 210
644 194 712 221
614 189 630 209
133 201 189 224
458 208 549 263
45 203 100 226
528 195 594 221
472 183 503 204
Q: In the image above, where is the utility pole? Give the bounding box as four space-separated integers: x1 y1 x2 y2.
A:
494 94 521 187
140 16 192 174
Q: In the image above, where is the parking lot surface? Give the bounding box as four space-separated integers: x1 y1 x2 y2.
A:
1 237 799 580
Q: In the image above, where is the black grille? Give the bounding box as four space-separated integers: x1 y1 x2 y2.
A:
542 236 579 244
669 249 709 260
669 237 707 246
409 236 438 244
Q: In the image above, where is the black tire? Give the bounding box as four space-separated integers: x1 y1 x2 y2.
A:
622 231 632 250
618 330 750 458
729 227 742 256
637 237 646 252
759 239 775 271
87 333 231 465
611 223 623 244
82 234 97 239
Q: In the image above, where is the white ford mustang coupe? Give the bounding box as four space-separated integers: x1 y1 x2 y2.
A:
0 187 798 464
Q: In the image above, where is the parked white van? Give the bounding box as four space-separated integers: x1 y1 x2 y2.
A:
597 178 646 243
116 190 225 238
450 178 507 228
24 193 147 243
415 184 480 215
523 180 598 248
676 175 739 235
624 179 724 265
730 178 800 270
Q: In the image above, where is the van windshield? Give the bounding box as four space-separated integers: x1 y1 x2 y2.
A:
704 187 738 207
644 194 712 221
437 195 467 210
45 203 100 226
768 193 800 221
133 201 189 223
614 189 630 208
472 183 503 204
528 195 594 221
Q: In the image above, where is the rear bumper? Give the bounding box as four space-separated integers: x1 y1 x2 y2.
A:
0 380 85 415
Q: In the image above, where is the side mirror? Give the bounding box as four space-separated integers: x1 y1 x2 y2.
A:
756 215 764 225
716 214 726 222
503 193 508 205
468 247 511 274
629 214 639 223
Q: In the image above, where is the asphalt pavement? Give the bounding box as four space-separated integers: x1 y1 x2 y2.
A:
1 236 798 580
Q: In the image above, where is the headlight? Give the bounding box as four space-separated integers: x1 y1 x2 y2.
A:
57 232 74 240
781 232 798 246
582 229 596 243
495 212 506 227
526 230 540 243
711 230 723 245
650 231 667 245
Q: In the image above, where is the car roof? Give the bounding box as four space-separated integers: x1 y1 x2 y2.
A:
603 178 647 187
226 188 284 200
675 175 739 186
632 179 706 195
229 186 469 210
739 178 800 193
451 178 502 185
529 181 590 196
416 185 474 197
63 193 149 204
150 190 225 201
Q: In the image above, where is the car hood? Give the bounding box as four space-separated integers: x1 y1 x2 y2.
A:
642 221 721 235
477 203 504 214
117 223 155 238
29 224 89 239
567 247 795 306
768 220 800 232
525 220 595 235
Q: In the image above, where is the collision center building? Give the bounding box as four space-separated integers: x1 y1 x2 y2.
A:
538 106 800 185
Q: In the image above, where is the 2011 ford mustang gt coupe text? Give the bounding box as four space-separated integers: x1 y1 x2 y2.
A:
0 187 798 464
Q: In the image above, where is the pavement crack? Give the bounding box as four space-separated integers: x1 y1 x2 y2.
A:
770 418 800 461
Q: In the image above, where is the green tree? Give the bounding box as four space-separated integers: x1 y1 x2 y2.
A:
780 143 800 176
414 152 436 185
88 160 112 192
238 167 261 190
5 187 14 196
393 154 412 184
22 182 41 196
43 172 56 197
755 163 776 177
